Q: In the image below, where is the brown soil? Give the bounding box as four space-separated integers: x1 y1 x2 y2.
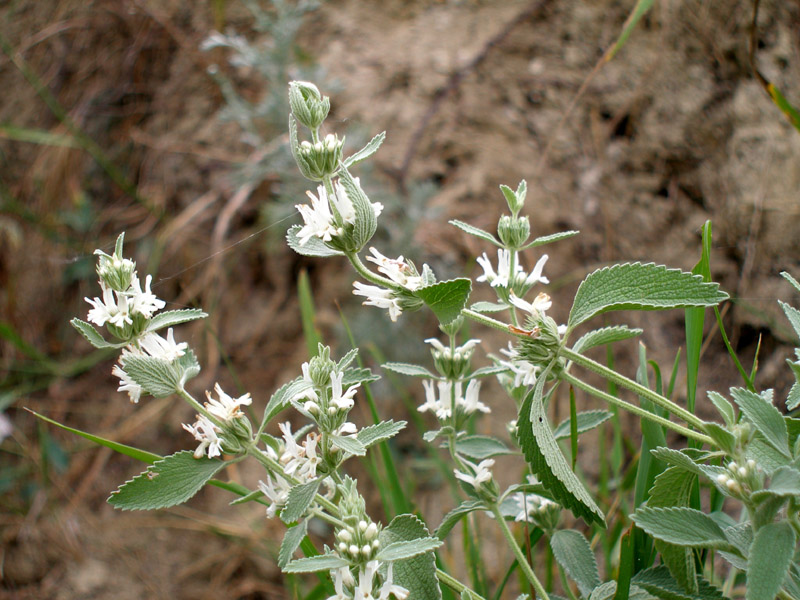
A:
2 0 800 598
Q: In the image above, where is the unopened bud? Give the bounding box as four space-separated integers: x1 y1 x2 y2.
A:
288 81 330 131
497 215 531 249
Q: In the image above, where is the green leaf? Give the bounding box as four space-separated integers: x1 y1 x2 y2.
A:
27 409 161 464
278 520 308 568
469 301 508 313
120 355 180 398
752 465 800 501
343 131 386 168
730 387 790 458
521 230 580 250
567 263 728 330
787 359 800 410
517 380 605 526
330 434 366 456
703 423 737 455
229 487 264 505
571 325 643 354
70 318 127 349
382 362 437 378
338 164 377 250
435 500 486 540
469 365 510 378
646 467 698 593
747 521 795 600
376 537 442 562
553 410 613 440
631 566 724 600
280 479 321 524
379 514 441 600
603 0 655 62
783 271 800 294
449 219 500 246
631 507 732 549
283 553 349 573
590 582 652 600
746 437 792 475
286 225 345 257
706 391 736 428
261 377 311 430
779 301 800 341
453 435 514 460
550 530 601 598
341 367 379 387
145 309 207 334
108 450 227 510
415 278 472 326
356 420 406 449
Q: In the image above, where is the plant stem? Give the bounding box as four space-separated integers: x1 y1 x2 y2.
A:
436 568 489 600
560 347 708 431
490 504 550 600
346 251 400 289
461 308 514 334
177 387 225 429
561 372 713 446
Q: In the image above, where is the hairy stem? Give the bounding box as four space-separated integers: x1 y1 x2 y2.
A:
490 504 551 600
436 568 489 600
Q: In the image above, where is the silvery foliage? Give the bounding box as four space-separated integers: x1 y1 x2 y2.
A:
67 82 800 600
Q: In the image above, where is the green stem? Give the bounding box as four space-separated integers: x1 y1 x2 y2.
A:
490 504 550 600
561 372 713 446
461 308 514 334
436 568 489 600
346 251 401 289
177 387 225 429
561 347 708 431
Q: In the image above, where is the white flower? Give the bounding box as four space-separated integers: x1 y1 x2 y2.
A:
85 283 132 327
112 364 142 403
379 563 410 599
204 382 252 422
128 274 165 318
138 328 187 362
454 459 495 489
353 282 402 322
519 254 549 287
476 249 512 288
279 423 320 482
327 566 355 600
499 343 539 387
509 292 552 318
330 180 356 223
296 186 339 245
258 474 292 518
418 380 452 421
354 560 381 600
457 379 490 414
330 370 359 410
366 247 423 291
182 415 223 458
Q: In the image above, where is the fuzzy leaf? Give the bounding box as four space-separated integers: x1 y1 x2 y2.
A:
747 521 795 600
380 514 441 600
568 263 728 329
145 309 207 334
108 450 227 510
517 382 605 526
356 420 406 448
286 225 344 258
550 530 601 598
745 437 792 475
449 219 500 246
70 318 128 349
341 367 380 387
631 507 732 549
453 435 513 460
338 164 377 250
787 359 800 410
330 434 366 456
631 566 724 600
779 300 800 340
783 271 800 294
120 355 181 397
343 131 386 168
730 387 790 458
706 391 736 428
470 301 508 313
589 582 653 600
382 362 437 378
553 410 613 440
278 521 308 568
571 325 643 354
376 537 442 562
521 230 580 250
752 465 800 501
283 553 349 573
435 500 486 540
262 377 311 428
470 365 510 378
280 479 321 524
415 278 472 326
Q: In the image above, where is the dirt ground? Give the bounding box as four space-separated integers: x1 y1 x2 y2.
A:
2 0 800 598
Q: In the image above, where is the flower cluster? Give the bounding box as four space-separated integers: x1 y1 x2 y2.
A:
715 459 762 498
476 249 549 300
328 561 408 600
182 383 253 459
418 379 488 422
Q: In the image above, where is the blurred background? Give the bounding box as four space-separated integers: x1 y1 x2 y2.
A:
1 0 799 598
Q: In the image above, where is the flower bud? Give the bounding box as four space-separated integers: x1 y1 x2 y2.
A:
288 81 330 131
293 133 344 181
497 215 531 249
